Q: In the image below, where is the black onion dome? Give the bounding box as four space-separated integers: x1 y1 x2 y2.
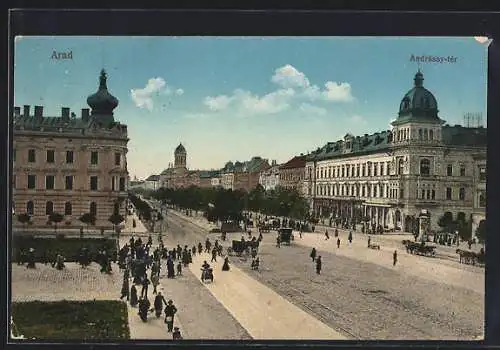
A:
398 71 439 120
175 143 186 154
87 69 119 115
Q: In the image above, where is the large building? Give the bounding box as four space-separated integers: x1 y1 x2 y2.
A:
304 71 486 238
220 157 270 191
279 155 307 193
259 160 280 191
13 70 129 230
159 143 199 189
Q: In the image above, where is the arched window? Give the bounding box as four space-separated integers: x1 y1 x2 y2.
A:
90 202 97 217
65 202 72 215
27 201 34 215
429 129 434 140
479 192 486 207
420 159 431 176
423 129 428 141
46 201 54 215
418 129 423 140
398 159 404 175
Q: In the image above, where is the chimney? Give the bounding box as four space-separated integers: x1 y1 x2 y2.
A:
61 107 70 121
14 106 21 116
23 105 30 117
81 108 90 122
34 105 44 118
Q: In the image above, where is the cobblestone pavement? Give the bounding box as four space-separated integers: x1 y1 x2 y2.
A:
170 210 484 340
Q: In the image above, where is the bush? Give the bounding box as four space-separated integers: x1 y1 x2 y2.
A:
12 300 130 340
12 236 119 262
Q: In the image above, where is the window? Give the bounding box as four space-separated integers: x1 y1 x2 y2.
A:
374 186 378 197
66 150 74 164
362 165 366 177
426 189 430 200
111 177 116 191
400 188 405 199
341 167 345 177
64 202 72 215
27 201 34 215
479 166 486 181
447 165 453 176
13 149 16 162
418 129 423 140
90 151 99 165
119 177 126 191
356 165 360 177
114 202 120 215
90 176 98 191
429 130 434 140
421 189 425 199
46 201 54 215
398 159 404 175
479 192 486 207
420 159 430 176
446 187 452 200
28 149 36 163
115 153 121 166
460 165 466 176
459 188 465 200
46 150 55 163
90 202 97 217
373 164 378 177
45 175 55 190
65 176 73 190
362 186 365 197
380 163 385 176
367 163 372 176
28 175 36 189
423 129 428 141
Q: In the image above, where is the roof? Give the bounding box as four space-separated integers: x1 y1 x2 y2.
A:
175 143 186 154
14 115 92 130
442 125 487 147
145 175 160 181
280 155 307 169
199 170 220 178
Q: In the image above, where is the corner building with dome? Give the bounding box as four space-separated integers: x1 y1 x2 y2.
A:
303 71 486 239
12 70 129 231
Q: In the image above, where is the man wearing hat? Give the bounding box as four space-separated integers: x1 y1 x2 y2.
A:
164 299 178 332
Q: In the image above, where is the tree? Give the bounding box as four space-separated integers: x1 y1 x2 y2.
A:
437 212 454 233
48 212 65 233
108 213 125 234
79 213 96 233
475 220 486 244
17 213 31 232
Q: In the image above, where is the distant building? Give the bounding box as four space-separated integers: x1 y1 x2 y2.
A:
259 160 280 191
198 170 221 188
220 157 270 191
304 71 486 239
144 175 161 191
279 155 307 193
13 70 129 230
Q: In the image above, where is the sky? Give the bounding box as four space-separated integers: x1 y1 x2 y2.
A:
14 36 489 180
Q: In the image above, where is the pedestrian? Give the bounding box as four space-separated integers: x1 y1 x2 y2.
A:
211 248 217 263
299 228 302 239
176 261 182 276
310 248 317 262
348 231 353 244
120 274 130 301
337 237 341 248
276 235 281 248
172 327 183 340
164 300 178 332
141 277 150 299
334 228 338 237
393 250 398 266
325 230 330 240
222 256 230 271
151 273 160 294
316 256 322 275
130 285 138 307
192 245 197 255
167 257 175 278
367 236 371 248
198 242 203 255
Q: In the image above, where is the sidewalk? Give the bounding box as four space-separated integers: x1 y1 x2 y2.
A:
188 252 346 340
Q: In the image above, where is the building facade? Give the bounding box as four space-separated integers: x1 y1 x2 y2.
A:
220 157 270 192
13 70 129 230
304 71 486 239
159 143 198 189
144 175 161 191
279 155 307 193
259 162 280 191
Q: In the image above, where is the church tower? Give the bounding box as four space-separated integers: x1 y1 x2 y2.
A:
174 143 187 168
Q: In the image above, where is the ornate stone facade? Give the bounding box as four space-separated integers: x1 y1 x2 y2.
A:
12 70 129 231
304 71 486 239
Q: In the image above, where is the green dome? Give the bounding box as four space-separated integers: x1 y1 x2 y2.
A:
398 71 439 121
87 69 119 115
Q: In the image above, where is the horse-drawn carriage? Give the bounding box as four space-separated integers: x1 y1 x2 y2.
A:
227 239 260 256
279 228 294 245
456 248 485 266
258 223 271 233
402 240 436 257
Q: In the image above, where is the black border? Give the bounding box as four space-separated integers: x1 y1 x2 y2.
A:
5 8 500 350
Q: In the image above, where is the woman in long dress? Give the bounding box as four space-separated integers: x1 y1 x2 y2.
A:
130 284 138 307
222 257 230 271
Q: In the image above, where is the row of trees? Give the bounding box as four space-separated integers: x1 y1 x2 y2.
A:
147 185 310 223
16 211 125 234
437 211 486 243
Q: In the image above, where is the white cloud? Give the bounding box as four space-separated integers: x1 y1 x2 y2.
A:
348 114 367 125
271 64 310 89
237 88 295 114
322 81 354 102
130 77 166 111
175 88 184 96
14 36 24 43
299 103 327 116
204 95 233 111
